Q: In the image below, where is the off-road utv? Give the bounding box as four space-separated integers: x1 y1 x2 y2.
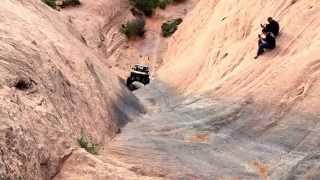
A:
126 64 150 90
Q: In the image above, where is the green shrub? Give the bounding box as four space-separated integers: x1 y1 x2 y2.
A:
158 0 172 9
120 19 146 38
63 0 81 6
77 134 98 155
173 0 186 2
42 0 57 8
129 0 159 16
161 18 183 37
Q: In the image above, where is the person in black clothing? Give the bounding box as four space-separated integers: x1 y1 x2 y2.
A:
254 29 276 59
261 17 280 37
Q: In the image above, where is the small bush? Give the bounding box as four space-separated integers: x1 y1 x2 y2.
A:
63 0 81 6
120 19 146 39
158 0 172 9
42 0 56 8
129 0 159 16
77 134 98 155
173 0 186 2
161 18 183 37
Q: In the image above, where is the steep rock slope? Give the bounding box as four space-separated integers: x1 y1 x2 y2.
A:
158 0 320 144
61 0 130 58
61 0 199 78
54 0 320 179
0 0 143 179
159 0 320 96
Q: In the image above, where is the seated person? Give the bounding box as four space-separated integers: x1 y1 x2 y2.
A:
261 17 280 37
254 29 276 59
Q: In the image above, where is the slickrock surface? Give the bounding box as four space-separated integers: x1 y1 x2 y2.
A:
0 0 143 179
2 0 320 179
61 0 199 78
107 0 320 179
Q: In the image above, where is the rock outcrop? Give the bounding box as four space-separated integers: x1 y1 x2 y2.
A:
61 0 199 78
95 0 320 179
2 0 320 179
0 0 143 179
155 0 320 178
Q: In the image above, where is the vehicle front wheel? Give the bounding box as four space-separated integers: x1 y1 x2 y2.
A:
142 78 150 85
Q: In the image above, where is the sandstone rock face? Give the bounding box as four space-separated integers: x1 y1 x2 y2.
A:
0 0 143 179
53 149 164 180
154 0 320 178
3 0 320 179
61 0 199 78
160 0 320 95
98 0 320 179
61 0 130 56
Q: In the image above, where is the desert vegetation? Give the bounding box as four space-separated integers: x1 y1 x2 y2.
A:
129 0 185 16
77 133 98 155
161 18 183 37
129 0 159 16
120 18 146 39
42 0 56 8
121 0 186 40
158 0 172 9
